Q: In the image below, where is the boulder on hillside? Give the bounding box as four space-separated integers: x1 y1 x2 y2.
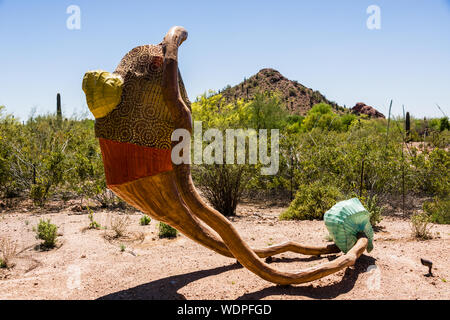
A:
351 102 385 119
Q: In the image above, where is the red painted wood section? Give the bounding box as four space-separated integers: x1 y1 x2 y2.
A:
99 138 173 186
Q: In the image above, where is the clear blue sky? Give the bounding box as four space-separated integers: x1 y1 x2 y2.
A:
0 0 449 120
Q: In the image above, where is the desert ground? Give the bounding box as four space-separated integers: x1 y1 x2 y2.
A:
0 199 449 300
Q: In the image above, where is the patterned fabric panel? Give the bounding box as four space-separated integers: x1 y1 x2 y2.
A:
94 44 191 149
99 138 173 186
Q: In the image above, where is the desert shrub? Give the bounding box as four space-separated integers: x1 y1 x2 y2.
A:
95 189 126 209
192 92 284 215
140 215 151 226
410 212 433 240
423 197 450 224
30 183 47 206
0 108 28 198
439 117 450 131
0 237 17 268
411 148 449 197
280 181 343 220
34 219 58 248
359 194 383 227
158 222 178 238
340 114 357 130
302 103 343 132
22 117 68 206
194 163 252 216
87 208 101 229
430 129 450 149
109 214 130 238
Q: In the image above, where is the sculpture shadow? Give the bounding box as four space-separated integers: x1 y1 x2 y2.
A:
237 254 376 300
98 254 374 300
97 262 242 300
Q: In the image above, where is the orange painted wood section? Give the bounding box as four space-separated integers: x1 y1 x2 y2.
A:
99 138 172 186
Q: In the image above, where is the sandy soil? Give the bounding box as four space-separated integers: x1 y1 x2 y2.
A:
0 201 449 300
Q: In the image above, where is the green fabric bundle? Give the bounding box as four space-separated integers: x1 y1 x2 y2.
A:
324 198 374 253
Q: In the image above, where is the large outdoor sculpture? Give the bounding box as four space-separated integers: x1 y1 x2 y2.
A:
82 26 371 285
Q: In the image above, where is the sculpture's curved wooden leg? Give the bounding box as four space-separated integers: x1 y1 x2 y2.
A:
110 171 338 260
190 188 368 284
173 166 340 258
113 168 367 284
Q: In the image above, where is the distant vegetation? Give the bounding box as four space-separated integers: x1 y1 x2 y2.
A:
191 93 449 225
0 105 117 209
0 94 449 227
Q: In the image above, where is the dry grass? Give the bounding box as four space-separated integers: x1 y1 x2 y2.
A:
0 237 18 268
104 214 130 239
130 231 146 243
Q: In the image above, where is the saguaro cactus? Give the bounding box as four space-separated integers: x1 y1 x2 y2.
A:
405 111 410 140
56 93 62 123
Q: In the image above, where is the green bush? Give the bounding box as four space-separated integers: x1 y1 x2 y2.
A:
410 211 433 240
439 117 449 131
158 222 178 238
140 215 151 226
360 194 383 227
280 182 343 220
411 148 449 197
423 197 450 224
302 103 343 132
30 183 47 207
34 219 58 248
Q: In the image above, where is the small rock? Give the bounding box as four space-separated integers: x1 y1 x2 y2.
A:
81 255 86 258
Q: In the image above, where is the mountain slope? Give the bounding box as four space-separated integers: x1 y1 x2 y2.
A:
218 68 343 115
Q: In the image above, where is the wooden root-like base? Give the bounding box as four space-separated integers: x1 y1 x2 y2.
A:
109 172 368 285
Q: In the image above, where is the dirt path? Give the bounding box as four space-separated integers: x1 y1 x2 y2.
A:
0 203 449 300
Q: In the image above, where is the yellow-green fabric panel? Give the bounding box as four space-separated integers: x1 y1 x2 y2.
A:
82 70 123 119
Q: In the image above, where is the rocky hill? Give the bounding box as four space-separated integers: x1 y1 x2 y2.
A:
351 102 385 119
218 68 344 115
